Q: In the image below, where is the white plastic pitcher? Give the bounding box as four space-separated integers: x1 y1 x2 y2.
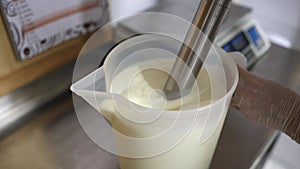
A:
71 34 238 169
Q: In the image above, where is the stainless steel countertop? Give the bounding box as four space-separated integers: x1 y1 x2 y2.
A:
1 43 299 169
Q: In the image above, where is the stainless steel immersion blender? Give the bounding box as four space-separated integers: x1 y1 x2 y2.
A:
163 0 232 100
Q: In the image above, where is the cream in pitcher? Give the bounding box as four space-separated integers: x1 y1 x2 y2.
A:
71 34 238 169
108 59 229 169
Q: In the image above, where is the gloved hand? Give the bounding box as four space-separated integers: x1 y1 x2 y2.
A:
225 52 300 144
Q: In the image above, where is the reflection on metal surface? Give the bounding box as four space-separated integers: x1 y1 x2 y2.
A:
0 93 118 169
0 61 74 138
250 44 300 93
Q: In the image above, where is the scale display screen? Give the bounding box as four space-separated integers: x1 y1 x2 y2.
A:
231 32 249 51
222 32 249 52
222 43 234 52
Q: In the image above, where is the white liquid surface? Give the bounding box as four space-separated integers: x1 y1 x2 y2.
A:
110 60 225 110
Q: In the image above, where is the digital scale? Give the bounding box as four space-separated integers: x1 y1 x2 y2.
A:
115 3 271 68
216 4 271 67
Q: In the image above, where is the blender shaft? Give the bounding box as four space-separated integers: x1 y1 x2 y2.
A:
164 0 232 100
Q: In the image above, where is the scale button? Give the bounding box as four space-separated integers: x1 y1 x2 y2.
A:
245 50 255 61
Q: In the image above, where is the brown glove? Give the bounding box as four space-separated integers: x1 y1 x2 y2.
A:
231 66 300 144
